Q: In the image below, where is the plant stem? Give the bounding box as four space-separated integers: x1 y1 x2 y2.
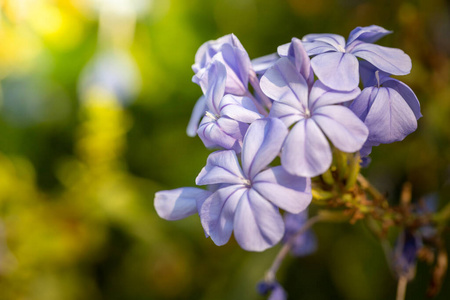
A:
396 276 408 300
357 173 385 202
265 215 322 282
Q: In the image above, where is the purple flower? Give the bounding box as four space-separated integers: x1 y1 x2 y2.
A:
393 230 422 280
257 280 287 300
192 34 252 96
196 118 312 251
154 187 211 221
282 210 317 256
261 39 368 177
301 25 412 91
350 61 421 146
196 60 262 152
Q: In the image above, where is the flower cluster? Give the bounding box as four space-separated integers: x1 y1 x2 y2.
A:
154 25 421 254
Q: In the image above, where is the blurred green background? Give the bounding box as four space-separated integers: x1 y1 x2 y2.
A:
0 0 449 299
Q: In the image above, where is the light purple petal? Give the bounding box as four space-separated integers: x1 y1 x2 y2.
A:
219 94 263 123
197 117 241 151
309 80 361 110
193 34 246 73
364 87 418 143
234 189 284 251
288 38 314 87
283 211 317 257
360 140 380 157
251 53 279 75
216 117 248 150
260 57 309 111
302 41 338 56
349 87 378 121
312 105 369 153
277 42 290 57
268 101 303 127
282 119 332 177
347 25 392 45
193 34 235 70
350 43 412 75
359 60 390 88
200 186 246 246
215 44 251 95
252 166 312 213
187 96 207 137
302 33 346 51
242 118 288 179
310 52 359 91
196 150 246 185
154 187 211 221
381 78 422 120
203 60 227 114
269 283 287 300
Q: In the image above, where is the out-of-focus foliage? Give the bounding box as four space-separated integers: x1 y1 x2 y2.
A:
0 0 448 299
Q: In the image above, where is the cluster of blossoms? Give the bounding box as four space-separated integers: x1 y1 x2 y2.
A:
154 25 423 298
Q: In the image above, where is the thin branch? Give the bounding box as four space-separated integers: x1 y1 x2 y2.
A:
357 173 384 202
396 276 408 300
265 215 322 282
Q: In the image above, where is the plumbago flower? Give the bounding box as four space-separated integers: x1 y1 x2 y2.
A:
196 60 262 152
154 27 441 300
301 25 412 91
350 60 421 155
188 34 269 137
192 33 251 96
282 210 317 256
257 281 287 300
196 118 312 251
260 38 369 177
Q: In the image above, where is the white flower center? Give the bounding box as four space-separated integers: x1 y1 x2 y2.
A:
304 107 311 118
205 111 219 121
242 178 251 187
336 44 346 53
375 70 381 88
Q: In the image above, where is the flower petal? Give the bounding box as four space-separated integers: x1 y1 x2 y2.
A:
310 52 359 91
350 43 412 75
347 25 392 45
216 43 251 95
364 87 418 143
154 187 211 221
381 78 422 120
309 80 361 109
197 117 242 151
242 118 288 179
196 150 246 185
187 95 207 137
277 42 290 56
269 101 303 127
283 211 317 257
219 94 263 123
349 86 378 121
312 105 369 153
302 33 346 52
358 60 391 88
282 119 332 177
251 53 279 75
203 60 227 114
260 57 309 111
234 189 284 251
302 41 337 56
288 38 314 87
252 166 311 213
200 186 246 246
